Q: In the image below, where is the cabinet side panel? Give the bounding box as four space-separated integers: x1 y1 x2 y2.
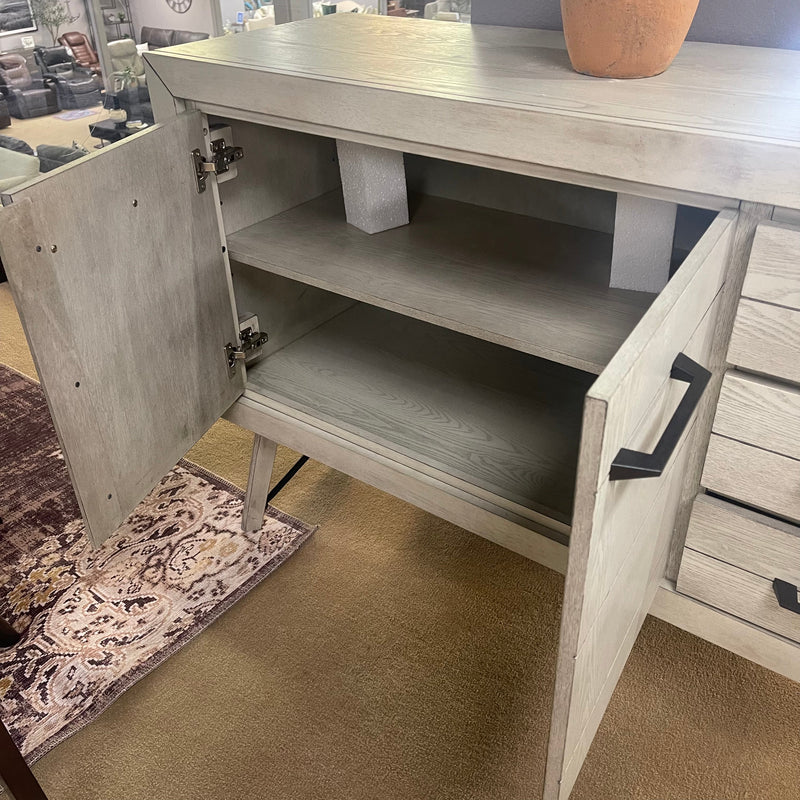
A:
215 119 340 236
667 201 773 580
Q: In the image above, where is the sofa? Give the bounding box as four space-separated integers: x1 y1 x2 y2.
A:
0 134 87 178
139 26 209 49
0 54 58 119
0 139 38 190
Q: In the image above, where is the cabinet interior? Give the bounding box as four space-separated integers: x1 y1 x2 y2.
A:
216 116 716 541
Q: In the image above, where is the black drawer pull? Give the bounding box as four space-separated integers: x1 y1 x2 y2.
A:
610 352 711 481
773 578 800 614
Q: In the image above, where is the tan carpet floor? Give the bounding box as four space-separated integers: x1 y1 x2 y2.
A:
2 107 111 152
2 282 800 799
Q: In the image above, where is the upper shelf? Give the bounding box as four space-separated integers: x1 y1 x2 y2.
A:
228 191 654 374
146 15 800 209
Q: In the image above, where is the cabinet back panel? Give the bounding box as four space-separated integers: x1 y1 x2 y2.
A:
405 154 616 234
232 262 355 359
214 118 340 236
404 155 714 255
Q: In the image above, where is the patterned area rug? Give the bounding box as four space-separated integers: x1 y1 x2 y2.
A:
54 110 95 121
0 364 314 763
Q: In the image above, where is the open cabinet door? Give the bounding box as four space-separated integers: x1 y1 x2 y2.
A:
0 112 244 547
542 208 739 799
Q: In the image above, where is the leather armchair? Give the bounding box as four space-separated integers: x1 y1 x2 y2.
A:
58 31 101 75
0 54 58 119
34 45 71 74
34 46 103 110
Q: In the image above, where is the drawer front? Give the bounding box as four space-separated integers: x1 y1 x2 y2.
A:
728 221 800 384
703 433 800 524
713 371 800 461
678 495 800 643
683 494 800 583
728 299 800 385
740 221 800 309
678 549 800 644
707 363 800 525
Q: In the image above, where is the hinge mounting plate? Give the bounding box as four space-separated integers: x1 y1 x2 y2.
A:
193 138 244 194
225 327 268 378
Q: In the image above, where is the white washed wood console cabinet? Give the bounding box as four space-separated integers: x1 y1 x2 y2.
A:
2 16 800 799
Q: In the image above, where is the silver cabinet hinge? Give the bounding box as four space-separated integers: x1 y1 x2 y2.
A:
193 138 244 194
225 327 268 377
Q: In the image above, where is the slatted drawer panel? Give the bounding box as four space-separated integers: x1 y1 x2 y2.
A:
703 435 800 524
713 371 800 458
740 221 800 308
728 221 800 385
704 371 800 523
678 495 800 644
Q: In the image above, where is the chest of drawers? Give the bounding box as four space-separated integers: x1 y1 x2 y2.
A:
678 220 800 653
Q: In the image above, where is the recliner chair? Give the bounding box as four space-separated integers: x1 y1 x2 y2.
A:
107 38 147 86
0 54 58 119
34 46 103 110
107 39 152 124
58 31 102 75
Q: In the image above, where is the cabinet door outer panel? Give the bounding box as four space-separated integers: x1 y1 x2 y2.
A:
543 209 738 800
0 112 243 546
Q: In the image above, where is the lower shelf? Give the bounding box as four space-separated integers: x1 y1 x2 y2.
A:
245 303 594 527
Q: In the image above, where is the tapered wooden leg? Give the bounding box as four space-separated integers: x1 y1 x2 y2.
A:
0 619 20 648
242 435 278 532
0 716 47 800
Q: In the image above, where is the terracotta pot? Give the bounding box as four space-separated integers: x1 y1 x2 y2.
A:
561 0 700 79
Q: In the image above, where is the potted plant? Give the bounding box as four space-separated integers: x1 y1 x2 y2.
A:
561 0 700 79
30 0 81 46
113 65 137 94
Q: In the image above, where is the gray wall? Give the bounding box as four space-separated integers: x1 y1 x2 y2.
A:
471 0 800 50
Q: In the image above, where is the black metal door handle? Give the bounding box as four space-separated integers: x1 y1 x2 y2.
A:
773 578 800 614
609 352 711 481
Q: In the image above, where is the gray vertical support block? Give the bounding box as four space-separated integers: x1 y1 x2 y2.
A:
610 194 678 293
336 139 409 235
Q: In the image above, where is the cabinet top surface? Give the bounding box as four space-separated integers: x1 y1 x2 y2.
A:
147 15 800 207
154 15 800 144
